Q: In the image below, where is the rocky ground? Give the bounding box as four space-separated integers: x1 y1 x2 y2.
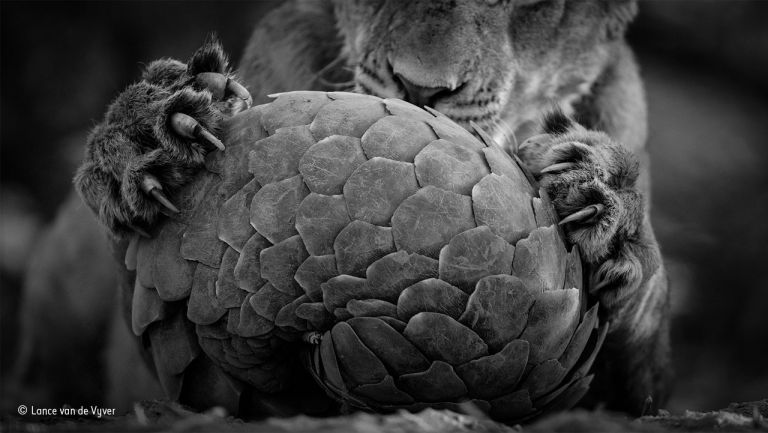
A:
3 399 767 433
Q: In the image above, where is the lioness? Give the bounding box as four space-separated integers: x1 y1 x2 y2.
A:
19 0 670 417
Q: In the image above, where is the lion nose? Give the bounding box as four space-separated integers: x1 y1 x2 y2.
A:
394 74 453 108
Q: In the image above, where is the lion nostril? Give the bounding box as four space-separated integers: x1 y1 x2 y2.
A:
394 74 453 108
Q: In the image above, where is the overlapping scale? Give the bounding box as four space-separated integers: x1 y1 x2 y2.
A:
152 222 195 300
248 125 315 186
123 91 607 424
355 376 414 405
187 264 226 325
298 135 367 195
532 188 559 228
455 339 529 400
333 220 395 277
259 235 308 296
520 288 581 364
361 115 437 162
148 307 201 399
512 225 568 292
295 193 350 256
459 275 534 352
396 279 467 321
404 312 488 365
472 173 537 244
322 275 369 313
237 294 274 338
481 146 535 196
309 98 387 140
346 299 397 318
414 139 489 195
391 186 476 258
217 179 259 252
295 302 333 329
135 236 157 289
260 91 332 135
249 283 293 322
275 295 310 331
216 107 265 197
559 304 599 373
249 175 308 244
365 251 439 302
215 247 246 309
179 174 226 267
398 361 468 402
425 113 485 151
438 226 515 293
131 280 166 335
294 255 338 301
520 359 568 399
332 322 388 385
233 233 269 292
344 157 419 226
347 317 429 375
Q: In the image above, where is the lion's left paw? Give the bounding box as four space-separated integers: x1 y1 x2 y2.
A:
518 111 644 265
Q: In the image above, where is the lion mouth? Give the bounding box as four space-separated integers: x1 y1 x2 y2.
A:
429 91 506 141
354 65 503 133
435 105 500 129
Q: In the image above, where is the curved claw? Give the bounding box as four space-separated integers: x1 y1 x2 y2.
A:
559 204 604 226
195 72 252 109
196 126 226 151
540 162 576 174
170 112 225 151
141 175 180 214
149 189 180 214
226 79 252 108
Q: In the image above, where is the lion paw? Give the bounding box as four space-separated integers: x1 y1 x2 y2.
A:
75 37 251 237
518 111 644 265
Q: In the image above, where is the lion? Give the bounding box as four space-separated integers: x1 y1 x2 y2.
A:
14 0 669 417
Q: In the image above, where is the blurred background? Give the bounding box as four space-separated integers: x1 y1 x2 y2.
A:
1 0 766 415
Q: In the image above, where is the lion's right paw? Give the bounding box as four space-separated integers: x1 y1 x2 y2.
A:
517 111 644 263
75 37 251 237
517 111 650 318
